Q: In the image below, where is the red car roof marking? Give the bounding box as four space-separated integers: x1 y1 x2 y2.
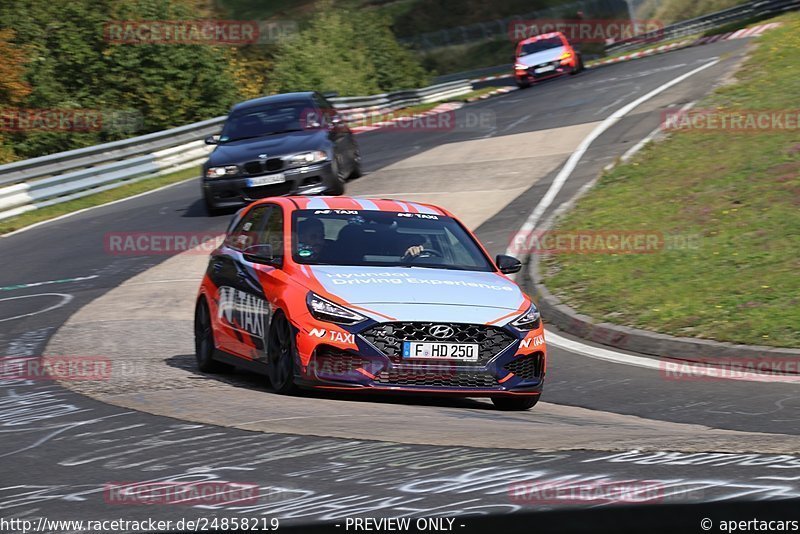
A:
292 197 311 209
324 197 364 211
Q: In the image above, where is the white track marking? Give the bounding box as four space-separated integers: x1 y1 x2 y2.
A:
505 58 721 261
0 275 98 292
546 330 800 384
0 293 74 323
1 177 197 239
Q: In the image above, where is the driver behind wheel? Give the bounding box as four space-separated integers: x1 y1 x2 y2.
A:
399 234 429 261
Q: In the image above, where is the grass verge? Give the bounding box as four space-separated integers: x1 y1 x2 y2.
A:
0 166 200 236
541 13 800 348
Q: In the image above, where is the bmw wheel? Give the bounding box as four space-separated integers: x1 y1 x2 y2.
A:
328 157 346 196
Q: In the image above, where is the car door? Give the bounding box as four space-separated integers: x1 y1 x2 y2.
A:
209 205 273 362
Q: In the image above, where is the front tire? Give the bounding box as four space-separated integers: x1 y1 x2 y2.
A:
570 55 584 74
194 299 233 373
204 194 222 216
491 395 539 411
267 312 299 394
328 157 346 196
348 149 363 180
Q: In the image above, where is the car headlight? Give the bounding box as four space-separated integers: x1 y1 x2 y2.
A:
306 292 367 325
285 150 328 167
510 303 541 330
514 63 528 70
205 165 239 179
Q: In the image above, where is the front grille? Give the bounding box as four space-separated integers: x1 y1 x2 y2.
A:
310 346 374 378
360 322 516 365
504 352 544 380
243 159 284 175
375 367 498 388
243 181 293 199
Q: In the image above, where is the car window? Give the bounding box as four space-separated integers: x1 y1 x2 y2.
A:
291 209 494 271
256 205 284 257
225 206 270 251
219 101 310 142
519 36 564 56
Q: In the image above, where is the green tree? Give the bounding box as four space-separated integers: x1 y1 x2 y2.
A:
268 1 428 96
0 0 241 159
0 29 31 163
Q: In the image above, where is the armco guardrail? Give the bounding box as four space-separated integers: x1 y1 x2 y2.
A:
605 0 799 53
0 80 471 222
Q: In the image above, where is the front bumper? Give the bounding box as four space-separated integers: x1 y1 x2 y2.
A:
202 161 337 208
295 321 546 397
515 61 573 83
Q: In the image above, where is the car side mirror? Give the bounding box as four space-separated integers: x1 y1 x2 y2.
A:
496 254 522 274
204 135 219 145
243 244 282 268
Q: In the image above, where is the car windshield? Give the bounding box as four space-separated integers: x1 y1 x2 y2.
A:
519 36 564 56
219 101 313 143
292 209 494 271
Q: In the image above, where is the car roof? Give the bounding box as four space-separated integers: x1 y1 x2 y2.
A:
231 92 316 113
254 196 453 217
518 32 566 45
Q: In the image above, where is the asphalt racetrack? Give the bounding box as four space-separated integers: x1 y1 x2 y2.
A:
2 37 799 526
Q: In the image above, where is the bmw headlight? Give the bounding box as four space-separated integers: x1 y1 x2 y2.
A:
510 303 541 330
306 292 366 325
205 165 239 179
285 150 328 167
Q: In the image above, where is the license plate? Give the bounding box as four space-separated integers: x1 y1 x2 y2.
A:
247 173 285 187
535 65 556 73
403 341 479 362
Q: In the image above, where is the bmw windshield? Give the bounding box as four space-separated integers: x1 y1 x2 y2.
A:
219 101 311 143
292 209 494 271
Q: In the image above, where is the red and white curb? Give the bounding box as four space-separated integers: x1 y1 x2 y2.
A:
590 39 695 66
470 72 514 84
349 102 464 134
466 86 519 102
693 22 781 44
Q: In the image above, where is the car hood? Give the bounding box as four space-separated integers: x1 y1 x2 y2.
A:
207 129 329 166
307 266 527 324
516 46 566 67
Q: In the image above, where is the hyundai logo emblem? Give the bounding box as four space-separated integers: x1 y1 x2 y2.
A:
258 153 268 159
428 325 455 339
